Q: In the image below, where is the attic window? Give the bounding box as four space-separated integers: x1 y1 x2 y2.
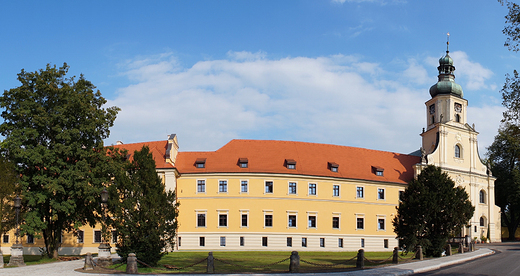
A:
238 158 248 168
285 159 296 170
328 162 339 172
195 158 206 168
372 166 384 176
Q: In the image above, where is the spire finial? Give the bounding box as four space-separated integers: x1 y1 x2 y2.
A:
446 32 450 53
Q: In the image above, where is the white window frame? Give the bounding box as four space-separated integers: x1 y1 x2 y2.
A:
93 230 102 243
455 144 463 159
240 180 249 194
240 209 249 229
377 215 386 231
197 179 206 194
356 186 364 199
77 230 84 244
265 181 274 194
332 212 341 230
288 181 298 195
196 210 207 228
111 230 118 244
308 183 317 196
307 212 318 229
217 210 229 228
356 214 365 230
218 180 228 194
264 210 274 228
287 210 298 229
220 236 226 247
2 234 8 244
333 184 340 197
377 188 385 200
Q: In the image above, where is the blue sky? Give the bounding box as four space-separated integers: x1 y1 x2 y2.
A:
0 0 515 154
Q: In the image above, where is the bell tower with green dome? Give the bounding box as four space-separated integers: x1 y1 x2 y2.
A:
417 38 501 243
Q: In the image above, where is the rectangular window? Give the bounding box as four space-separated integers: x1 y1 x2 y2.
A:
357 217 364 230
399 191 404 201
94 230 102 243
287 237 292 247
219 214 228 227
265 214 273 227
356 187 364 198
332 217 340 229
262 237 268 247
308 216 316 228
195 158 206 168
242 214 248 227
338 238 343 248
241 180 248 193
197 213 206 227
239 158 248 168
27 234 34 244
219 180 228 193
288 215 297 227
240 236 245 246
376 170 384 176
288 182 297 194
378 218 385 230
220 236 226 246
2 234 8 244
308 183 317 195
302 237 307 247
200 237 205 247
178 237 181 247
378 188 385 200
77 230 84 243
384 239 389 249
361 238 365 248
112 230 118 244
197 180 206 193
265 181 273 193
320 238 325 247
333 185 340 197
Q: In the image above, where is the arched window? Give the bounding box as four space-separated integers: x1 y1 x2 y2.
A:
455 145 461 158
479 190 486 204
480 216 485 227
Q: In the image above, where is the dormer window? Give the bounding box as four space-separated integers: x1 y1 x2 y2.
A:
328 162 339 172
372 166 384 176
285 159 296 170
195 158 206 168
238 158 248 168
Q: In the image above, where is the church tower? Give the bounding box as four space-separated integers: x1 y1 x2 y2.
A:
419 39 501 242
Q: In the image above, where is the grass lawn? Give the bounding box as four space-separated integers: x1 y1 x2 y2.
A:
2 254 58 266
109 250 415 274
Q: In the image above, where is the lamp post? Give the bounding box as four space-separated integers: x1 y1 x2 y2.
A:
97 188 112 267
8 195 25 266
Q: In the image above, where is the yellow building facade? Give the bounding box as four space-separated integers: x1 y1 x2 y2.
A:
0 45 501 255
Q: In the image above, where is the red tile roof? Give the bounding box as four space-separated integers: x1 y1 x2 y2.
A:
176 139 420 184
111 140 174 169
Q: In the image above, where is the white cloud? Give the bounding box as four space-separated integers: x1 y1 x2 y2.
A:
106 51 501 155
449 51 494 91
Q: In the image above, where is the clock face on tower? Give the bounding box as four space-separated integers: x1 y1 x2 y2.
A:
429 104 435 114
454 103 462 113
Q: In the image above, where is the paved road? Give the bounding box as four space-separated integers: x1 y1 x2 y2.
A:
416 242 520 276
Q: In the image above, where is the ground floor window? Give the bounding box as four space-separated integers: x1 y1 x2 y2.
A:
302 237 307 247
361 238 365 248
320 238 325 247
338 238 343 248
384 239 388 248
287 237 292 247
199 237 205 247
77 230 84 243
3 234 9 244
220 236 226 246
27 234 34 244
94 230 102 243
240 236 245 246
262 237 268 247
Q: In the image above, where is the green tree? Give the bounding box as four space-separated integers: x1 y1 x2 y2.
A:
0 156 19 248
487 123 520 240
393 165 474 257
500 0 520 52
109 146 178 266
0 63 120 258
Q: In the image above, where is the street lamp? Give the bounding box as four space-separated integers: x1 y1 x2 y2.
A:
97 187 112 267
14 195 21 244
8 195 24 267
